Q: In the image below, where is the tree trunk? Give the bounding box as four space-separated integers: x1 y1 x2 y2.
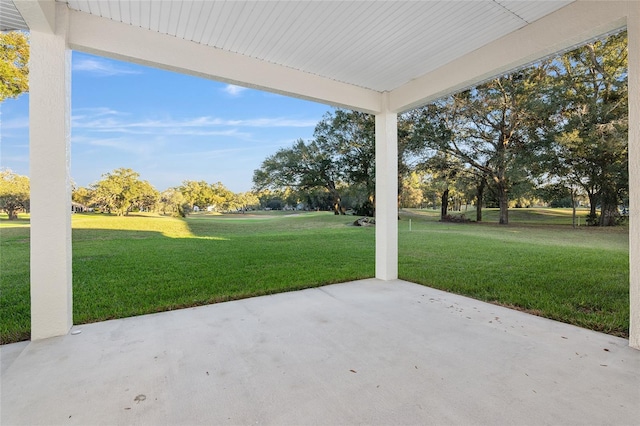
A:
582 191 598 225
8 208 18 220
599 195 619 226
327 185 344 215
587 192 598 218
497 184 509 225
571 189 577 228
440 188 449 221
332 197 346 215
599 204 618 226
476 180 485 222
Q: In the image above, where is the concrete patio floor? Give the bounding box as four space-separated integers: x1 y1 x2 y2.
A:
1 279 638 425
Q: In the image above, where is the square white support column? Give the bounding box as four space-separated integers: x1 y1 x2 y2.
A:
29 23 73 340
628 4 640 350
375 96 398 280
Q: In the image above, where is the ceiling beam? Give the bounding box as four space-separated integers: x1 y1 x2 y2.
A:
389 1 631 113
12 0 55 33
66 8 382 114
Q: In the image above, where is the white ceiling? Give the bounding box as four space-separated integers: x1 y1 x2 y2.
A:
3 1 573 93
0 0 29 30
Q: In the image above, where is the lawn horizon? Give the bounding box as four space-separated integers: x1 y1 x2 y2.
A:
0 208 630 344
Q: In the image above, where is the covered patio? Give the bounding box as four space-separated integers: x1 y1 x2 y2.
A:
2 279 639 424
1 1 639 423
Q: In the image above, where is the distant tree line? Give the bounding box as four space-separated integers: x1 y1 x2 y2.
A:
253 31 628 226
71 168 260 217
0 167 263 220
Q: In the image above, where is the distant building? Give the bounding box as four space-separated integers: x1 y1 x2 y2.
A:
71 202 86 213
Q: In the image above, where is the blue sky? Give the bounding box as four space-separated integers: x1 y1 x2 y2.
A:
1 51 333 193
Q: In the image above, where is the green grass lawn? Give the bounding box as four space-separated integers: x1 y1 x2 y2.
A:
0 208 630 344
399 208 629 337
0 212 374 344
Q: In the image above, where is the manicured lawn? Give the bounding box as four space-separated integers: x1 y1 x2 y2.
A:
0 208 630 343
1 218 31 344
0 212 374 344
399 208 629 337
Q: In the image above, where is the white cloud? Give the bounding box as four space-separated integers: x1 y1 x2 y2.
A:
227 118 318 128
72 135 156 156
0 116 29 129
71 110 317 139
73 58 141 76
222 84 248 96
74 107 122 117
71 132 166 157
175 147 250 159
0 154 29 163
72 107 124 123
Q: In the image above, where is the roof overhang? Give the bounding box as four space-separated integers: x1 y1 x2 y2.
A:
5 1 633 113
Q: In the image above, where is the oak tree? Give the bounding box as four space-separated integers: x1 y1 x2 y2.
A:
0 31 29 102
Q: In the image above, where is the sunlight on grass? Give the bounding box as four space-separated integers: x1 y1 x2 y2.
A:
0 211 375 344
72 213 229 240
0 208 630 344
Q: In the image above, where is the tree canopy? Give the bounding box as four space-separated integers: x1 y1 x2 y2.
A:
253 110 378 215
549 31 628 225
252 32 627 225
411 63 556 224
0 169 30 220
0 31 29 102
253 109 421 216
91 168 159 216
404 31 628 225
253 137 345 213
